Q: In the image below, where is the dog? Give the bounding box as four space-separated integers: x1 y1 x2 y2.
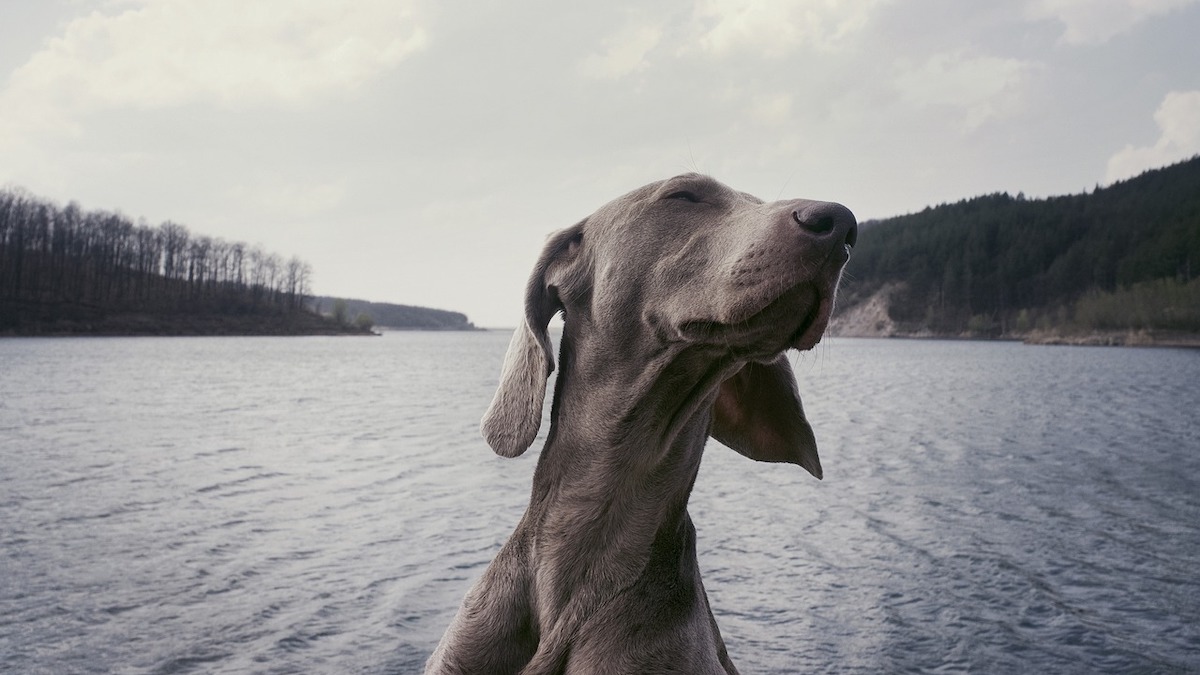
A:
426 173 857 674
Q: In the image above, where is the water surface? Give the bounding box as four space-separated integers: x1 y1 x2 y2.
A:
1 334 1197 673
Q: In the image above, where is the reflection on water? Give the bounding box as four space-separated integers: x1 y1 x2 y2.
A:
1 335 1197 673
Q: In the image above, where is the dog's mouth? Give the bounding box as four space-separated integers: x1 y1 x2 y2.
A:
788 288 833 351
762 283 832 352
679 282 833 354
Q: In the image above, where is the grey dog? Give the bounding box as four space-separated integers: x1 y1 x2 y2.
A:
426 173 857 674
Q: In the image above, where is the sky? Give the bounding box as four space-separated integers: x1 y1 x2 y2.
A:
2 0 1199 328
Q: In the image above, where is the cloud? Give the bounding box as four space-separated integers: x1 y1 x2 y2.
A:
579 21 662 80
0 0 428 139
1025 0 1200 45
894 52 1039 130
229 177 348 219
1106 90 1200 183
580 0 891 82
691 0 890 57
749 92 793 126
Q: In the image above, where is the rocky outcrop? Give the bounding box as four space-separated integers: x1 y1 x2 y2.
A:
828 285 900 338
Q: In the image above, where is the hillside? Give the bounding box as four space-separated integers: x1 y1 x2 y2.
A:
830 156 1200 345
310 296 477 331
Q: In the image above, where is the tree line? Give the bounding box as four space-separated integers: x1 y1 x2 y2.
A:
840 155 1200 335
1 187 313 330
309 296 478 330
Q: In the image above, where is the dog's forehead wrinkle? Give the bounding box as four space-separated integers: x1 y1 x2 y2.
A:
741 191 765 205
654 172 737 200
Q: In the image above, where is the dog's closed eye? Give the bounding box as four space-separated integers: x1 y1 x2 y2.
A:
664 190 702 204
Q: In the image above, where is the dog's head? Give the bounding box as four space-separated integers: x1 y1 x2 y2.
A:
482 174 857 478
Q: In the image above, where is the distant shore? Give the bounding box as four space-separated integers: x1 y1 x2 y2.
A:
829 327 1200 349
0 310 375 338
1019 329 1200 348
827 287 1200 349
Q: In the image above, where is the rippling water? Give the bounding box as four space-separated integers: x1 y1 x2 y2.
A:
1 334 1197 673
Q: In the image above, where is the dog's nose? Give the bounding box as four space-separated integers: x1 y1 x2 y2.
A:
792 202 858 249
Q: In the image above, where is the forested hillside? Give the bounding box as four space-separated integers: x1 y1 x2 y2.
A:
833 156 1200 342
0 187 359 335
309 296 477 330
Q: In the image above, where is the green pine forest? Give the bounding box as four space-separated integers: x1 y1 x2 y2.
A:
834 155 1200 342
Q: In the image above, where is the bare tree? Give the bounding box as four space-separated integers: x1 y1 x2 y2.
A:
0 186 322 328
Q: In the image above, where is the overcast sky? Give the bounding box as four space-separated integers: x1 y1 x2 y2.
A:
2 0 1198 327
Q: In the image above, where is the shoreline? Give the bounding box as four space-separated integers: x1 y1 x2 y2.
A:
1019 330 1200 349
828 329 1200 349
0 311 376 338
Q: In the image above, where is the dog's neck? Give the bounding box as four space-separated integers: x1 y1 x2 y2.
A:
522 320 732 609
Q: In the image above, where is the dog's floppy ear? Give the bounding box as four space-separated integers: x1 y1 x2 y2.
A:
711 355 823 479
481 223 583 458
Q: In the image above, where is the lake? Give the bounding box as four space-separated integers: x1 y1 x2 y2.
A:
1 333 1198 673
